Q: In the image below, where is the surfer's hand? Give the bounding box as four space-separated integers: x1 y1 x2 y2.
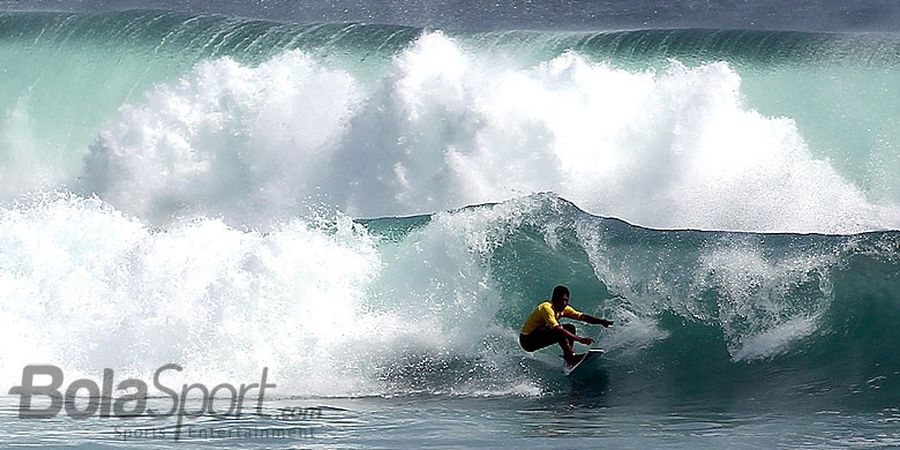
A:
600 319 614 327
578 337 594 345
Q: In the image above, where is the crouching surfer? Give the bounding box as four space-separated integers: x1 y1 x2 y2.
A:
519 285 613 367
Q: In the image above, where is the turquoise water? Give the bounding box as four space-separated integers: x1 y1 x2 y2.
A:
1 8 900 448
2 396 898 448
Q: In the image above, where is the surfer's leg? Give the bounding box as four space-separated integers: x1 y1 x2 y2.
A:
559 324 578 363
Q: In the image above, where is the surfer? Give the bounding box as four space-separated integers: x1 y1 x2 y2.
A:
519 285 614 366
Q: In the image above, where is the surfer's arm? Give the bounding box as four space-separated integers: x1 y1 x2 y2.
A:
578 314 614 327
554 324 593 345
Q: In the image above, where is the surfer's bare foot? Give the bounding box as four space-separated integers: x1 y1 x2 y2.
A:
565 353 586 367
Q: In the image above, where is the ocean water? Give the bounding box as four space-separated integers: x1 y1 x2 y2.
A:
1 2 899 448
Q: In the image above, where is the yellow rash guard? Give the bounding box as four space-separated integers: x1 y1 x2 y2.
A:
520 301 583 335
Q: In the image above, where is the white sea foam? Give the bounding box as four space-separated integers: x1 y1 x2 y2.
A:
0 194 541 396
732 315 820 361
574 213 840 362
694 241 835 360
78 32 900 233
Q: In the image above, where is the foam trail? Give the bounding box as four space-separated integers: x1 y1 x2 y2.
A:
0 194 538 397
0 194 380 394
81 32 900 233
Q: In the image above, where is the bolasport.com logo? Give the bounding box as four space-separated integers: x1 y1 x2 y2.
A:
8 364 322 442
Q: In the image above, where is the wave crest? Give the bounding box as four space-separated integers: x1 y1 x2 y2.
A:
79 32 900 233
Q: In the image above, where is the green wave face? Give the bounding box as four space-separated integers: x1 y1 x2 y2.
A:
361 195 900 406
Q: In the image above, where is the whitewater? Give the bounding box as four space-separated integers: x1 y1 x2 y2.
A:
1 8 899 449
2 12 900 233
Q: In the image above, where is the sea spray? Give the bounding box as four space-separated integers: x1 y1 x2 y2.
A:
78 32 899 232
0 12 899 232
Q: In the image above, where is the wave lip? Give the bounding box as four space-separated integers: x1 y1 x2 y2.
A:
66 31 899 234
0 11 898 234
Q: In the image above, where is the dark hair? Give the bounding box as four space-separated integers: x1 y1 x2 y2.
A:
551 285 570 301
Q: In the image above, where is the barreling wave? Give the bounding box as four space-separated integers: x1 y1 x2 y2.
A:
1 193 898 407
3 10 900 65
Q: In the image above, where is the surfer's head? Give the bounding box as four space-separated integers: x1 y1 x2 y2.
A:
551 285 570 312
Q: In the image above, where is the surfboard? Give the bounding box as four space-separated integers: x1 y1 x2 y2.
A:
563 348 605 375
